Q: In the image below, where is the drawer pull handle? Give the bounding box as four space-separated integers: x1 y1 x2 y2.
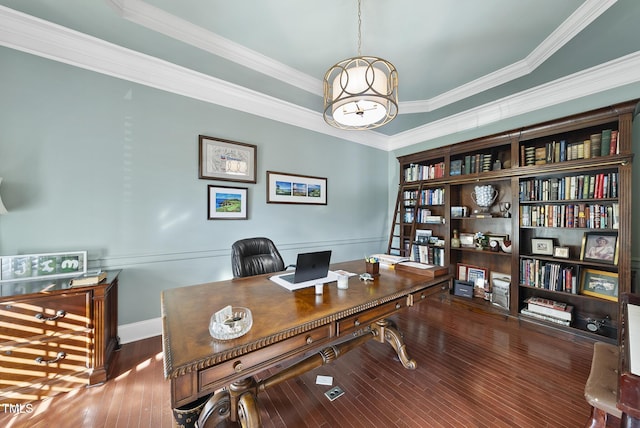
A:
35 310 66 322
233 361 244 373
306 336 313 345
395 303 401 309
421 294 426 299
35 352 66 365
354 319 360 327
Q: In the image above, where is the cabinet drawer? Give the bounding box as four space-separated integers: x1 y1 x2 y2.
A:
0 292 90 342
0 337 90 404
199 324 332 393
337 298 406 336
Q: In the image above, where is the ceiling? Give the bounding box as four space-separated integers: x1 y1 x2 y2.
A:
1 0 640 151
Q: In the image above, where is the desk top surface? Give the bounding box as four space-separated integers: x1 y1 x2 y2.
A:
161 259 449 378
0 270 121 299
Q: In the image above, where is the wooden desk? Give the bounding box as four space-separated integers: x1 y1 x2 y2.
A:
161 260 450 427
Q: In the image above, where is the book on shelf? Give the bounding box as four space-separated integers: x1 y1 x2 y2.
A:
70 270 107 287
525 296 566 310
609 130 619 155
583 139 591 159
520 308 571 326
525 297 573 322
590 133 601 158
422 215 444 224
600 129 612 157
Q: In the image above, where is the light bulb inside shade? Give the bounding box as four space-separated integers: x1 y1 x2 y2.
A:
331 64 389 127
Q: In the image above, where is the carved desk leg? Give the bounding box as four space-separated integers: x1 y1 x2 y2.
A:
373 318 417 370
197 390 231 428
228 377 261 427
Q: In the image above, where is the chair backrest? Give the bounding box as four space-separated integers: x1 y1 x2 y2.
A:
231 237 285 278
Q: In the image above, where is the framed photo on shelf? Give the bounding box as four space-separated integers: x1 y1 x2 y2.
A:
580 268 618 301
207 185 248 220
580 231 618 265
531 238 554 256
266 171 327 205
553 246 570 259
198 135 257 183
459 233 474 248
456 263 488 283
467 267 488 286
414 229 432 244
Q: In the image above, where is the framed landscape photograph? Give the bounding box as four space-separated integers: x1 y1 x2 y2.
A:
531 238 554 256
266 171 327 205
580 268 618 301
580 231 618 265
208 185 248 220
199 135 257 183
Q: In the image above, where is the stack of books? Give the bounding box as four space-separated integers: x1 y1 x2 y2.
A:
70 270 107 287
521 297 573 326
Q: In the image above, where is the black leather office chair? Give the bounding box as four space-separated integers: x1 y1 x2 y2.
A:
231 237 292 278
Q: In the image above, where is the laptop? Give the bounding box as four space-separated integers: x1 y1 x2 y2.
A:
276 250 332 284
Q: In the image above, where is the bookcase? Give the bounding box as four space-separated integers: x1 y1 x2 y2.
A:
390 100 636 342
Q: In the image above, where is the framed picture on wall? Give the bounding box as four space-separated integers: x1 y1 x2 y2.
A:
207 185 248 220
198 135 257 183
266 171 327 205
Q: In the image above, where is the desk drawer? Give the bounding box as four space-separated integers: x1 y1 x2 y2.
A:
199 324 332 392
0 337 90 404
337 297 406 336
412 281 449 305
0 293 90 341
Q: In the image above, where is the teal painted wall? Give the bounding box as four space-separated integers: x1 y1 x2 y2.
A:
2 46 638 327
0 48 390 324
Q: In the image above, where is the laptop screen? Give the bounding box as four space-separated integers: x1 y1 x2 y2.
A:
288 250 332 283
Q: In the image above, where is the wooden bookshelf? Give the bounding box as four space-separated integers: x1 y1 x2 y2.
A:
389 100 636 342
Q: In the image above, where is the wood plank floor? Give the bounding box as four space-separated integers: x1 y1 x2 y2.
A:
0 294 611 428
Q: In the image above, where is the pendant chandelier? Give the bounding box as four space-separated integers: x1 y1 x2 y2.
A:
323 0 398 130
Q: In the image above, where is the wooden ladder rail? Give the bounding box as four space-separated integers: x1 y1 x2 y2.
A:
387 184 420 257
387 188 403 256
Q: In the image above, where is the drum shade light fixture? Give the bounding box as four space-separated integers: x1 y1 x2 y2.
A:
323 0 398 130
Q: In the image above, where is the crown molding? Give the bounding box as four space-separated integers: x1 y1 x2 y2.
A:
400 0 617 114
1 4 635 154
106 0 322 95
105 0 615 116
389 50 640 150
0 5 388 150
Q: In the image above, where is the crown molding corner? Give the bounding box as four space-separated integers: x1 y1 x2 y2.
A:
388 50 640 152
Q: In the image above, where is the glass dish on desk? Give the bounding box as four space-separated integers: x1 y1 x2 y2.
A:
209 307 253 340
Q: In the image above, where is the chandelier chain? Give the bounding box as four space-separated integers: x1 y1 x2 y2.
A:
357 0 362 56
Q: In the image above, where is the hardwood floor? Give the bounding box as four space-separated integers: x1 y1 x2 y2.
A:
0 294 610 427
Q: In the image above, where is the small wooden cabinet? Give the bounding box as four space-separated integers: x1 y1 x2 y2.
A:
0 271 119 404
390 100 636 342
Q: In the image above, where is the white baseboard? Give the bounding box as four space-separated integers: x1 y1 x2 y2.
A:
118 317 162 344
